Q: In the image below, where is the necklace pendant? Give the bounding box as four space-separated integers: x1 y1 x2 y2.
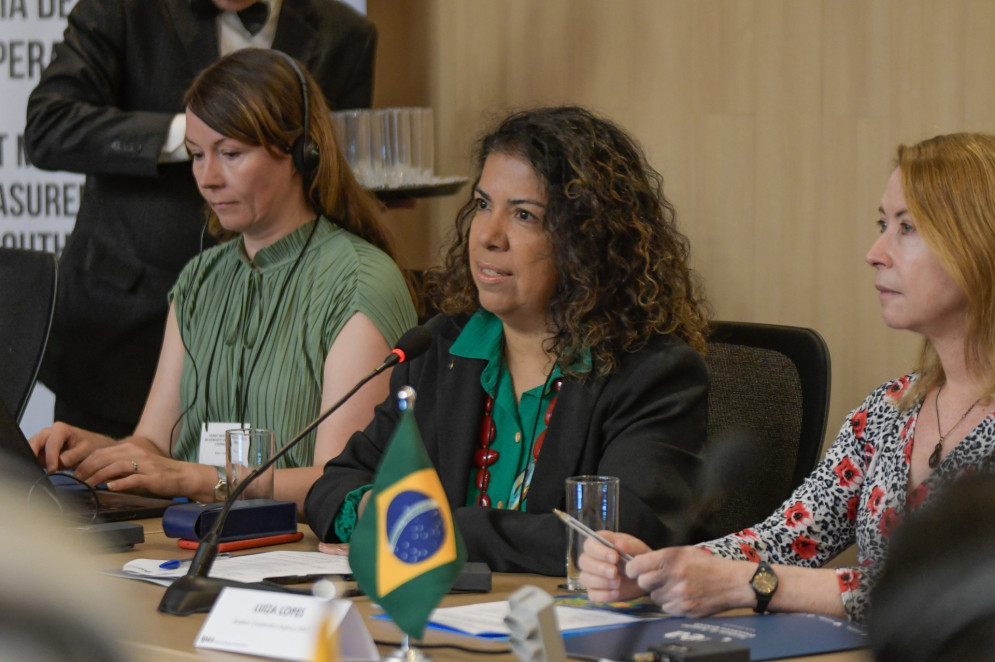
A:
928 441 943 469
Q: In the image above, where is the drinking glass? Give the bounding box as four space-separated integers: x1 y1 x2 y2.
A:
332 109 374 188
225 428 276 500
564 475 620 591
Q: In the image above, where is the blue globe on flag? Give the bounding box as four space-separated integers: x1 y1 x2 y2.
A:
385 489 446 563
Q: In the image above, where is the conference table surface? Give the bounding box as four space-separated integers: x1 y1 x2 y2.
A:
98 518 872 662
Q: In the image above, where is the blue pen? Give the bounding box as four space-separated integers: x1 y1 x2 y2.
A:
159 552 231 570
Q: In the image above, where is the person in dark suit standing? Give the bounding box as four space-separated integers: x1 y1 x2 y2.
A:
23 0 377 437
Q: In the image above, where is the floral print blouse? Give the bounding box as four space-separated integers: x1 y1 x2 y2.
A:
698 374 995 623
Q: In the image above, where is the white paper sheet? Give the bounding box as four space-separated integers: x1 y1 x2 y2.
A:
119 550 352 584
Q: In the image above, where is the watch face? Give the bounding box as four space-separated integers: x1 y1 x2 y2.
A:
753 571 778 594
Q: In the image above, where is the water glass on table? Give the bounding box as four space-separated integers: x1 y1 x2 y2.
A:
225 428 276 500
564 475 619 591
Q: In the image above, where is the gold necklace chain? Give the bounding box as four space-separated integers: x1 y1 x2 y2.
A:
930 383 984 469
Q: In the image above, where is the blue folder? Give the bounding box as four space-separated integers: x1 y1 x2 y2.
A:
562 612 867 661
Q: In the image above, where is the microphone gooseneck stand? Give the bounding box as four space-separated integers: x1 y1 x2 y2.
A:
158 325 432 616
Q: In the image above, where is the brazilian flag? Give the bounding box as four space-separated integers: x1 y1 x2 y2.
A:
349 404 467 639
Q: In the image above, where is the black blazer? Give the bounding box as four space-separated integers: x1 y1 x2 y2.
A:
24 0 377 429
305 314 709 575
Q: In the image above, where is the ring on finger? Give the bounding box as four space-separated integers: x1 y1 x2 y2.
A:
132 460 139 473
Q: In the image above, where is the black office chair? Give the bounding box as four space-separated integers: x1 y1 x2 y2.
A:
0 247 58 423
696 320 831 539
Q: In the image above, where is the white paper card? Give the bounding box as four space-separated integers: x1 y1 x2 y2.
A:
199 422 244 466
195 587 378 661
426 599 646 637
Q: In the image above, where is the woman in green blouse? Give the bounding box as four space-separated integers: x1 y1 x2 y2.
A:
29 49 416 511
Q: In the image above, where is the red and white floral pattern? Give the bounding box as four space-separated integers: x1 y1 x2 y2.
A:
698 373 995 623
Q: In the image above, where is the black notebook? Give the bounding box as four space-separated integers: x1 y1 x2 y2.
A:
0 400 178 522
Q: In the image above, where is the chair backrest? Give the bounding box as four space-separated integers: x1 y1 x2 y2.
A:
698 320 831 538
0 247 58 423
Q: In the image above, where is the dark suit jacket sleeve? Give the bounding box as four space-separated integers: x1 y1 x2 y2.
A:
24 0 175 178
275 0 378 111
304 318 709 576
323 13 376 110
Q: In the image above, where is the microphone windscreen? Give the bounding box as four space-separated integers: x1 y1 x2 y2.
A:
393 325 433 363
697 431 756 505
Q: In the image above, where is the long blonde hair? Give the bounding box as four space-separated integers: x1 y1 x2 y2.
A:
896 133 995 407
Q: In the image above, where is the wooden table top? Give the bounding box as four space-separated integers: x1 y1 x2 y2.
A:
87 518 871 662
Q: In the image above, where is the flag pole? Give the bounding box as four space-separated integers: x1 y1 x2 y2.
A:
381 387 432 662
396 386 415 411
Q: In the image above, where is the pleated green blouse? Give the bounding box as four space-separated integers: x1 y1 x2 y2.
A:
169 217 416 469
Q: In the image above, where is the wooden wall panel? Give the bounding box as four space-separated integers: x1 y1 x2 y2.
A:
755 1 822 117
692 0 756 114
821 0 890 119
752 113 821 324
367 0 995 456
964 0 995 128
690 114 755 322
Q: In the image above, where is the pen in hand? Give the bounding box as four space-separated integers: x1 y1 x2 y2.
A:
159 552 232 570
553 508 634 562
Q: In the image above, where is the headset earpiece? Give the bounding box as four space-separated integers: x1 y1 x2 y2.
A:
292 134 321 177
277 52 320 182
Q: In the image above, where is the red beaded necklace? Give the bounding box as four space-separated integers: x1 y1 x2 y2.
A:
473 377 563 507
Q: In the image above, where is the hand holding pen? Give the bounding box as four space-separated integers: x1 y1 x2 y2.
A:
571 525 655 604
553 508 634 562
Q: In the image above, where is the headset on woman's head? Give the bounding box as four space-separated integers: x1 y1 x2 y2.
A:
275 51 321 183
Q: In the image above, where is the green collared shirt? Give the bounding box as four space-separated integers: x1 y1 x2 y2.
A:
332 310 590 541
451 310 580 511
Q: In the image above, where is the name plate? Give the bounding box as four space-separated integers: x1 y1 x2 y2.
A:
199 421 243 466
195 587 378 661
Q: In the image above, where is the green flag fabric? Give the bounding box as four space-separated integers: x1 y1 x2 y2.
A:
348 403 467 639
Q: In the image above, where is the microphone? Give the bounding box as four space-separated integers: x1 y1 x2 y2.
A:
375 323 432 372
158 325 433 615
675 430 757 545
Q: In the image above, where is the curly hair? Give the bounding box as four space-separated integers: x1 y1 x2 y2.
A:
183 48 395 259
425 106 709 378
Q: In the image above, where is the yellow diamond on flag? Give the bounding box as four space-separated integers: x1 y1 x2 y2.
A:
375 467 458 597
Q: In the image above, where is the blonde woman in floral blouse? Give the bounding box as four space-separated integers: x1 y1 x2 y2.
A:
578 132 995 624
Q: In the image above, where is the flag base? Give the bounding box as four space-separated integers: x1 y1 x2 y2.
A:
158 575 299 615
382 635 432 662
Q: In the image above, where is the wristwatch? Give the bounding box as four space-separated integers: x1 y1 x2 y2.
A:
750 561 778 613
213 466 228 502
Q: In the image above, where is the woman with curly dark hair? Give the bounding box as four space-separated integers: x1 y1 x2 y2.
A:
306 106 710 575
